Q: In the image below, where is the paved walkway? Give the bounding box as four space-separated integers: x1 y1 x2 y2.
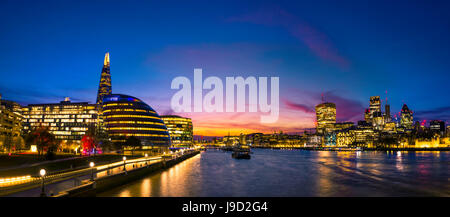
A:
5 155 166 197
0 156 82 172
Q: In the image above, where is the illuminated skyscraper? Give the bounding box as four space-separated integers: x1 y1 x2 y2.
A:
372 111 384 130
400 104 413 129
96 53 112 105
364 108 372 123
385 104 391 122
369 96 381 118
315 102 336 134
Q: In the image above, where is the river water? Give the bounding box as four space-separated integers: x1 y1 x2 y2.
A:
98 149 449 197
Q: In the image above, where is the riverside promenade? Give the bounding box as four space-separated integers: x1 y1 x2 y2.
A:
1 149 200 197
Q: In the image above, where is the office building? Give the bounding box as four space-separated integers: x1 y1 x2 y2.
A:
384 103 391 122
0 94 23 151
161 115 193 147
22 98 98 143
369 96 381 118
315 102 336 134
430 120 445 134
400 104 413 129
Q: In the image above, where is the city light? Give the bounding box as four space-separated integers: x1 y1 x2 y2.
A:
0 1 448 201
39 169 46 177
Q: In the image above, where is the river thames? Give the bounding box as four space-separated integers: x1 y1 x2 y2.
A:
98 149 449 197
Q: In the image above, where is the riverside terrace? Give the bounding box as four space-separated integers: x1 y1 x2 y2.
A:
0 148 199 197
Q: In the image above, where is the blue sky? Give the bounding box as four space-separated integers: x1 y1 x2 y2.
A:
1 0 449 135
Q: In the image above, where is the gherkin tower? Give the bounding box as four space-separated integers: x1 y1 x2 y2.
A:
96 52 112 104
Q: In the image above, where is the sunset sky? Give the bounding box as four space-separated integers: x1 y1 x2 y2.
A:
1 0 450 136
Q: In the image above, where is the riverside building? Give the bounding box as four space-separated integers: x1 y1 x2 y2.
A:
102 94 170 150
315 102 336 134
161 115 193 147
0 94 23 151
400 104 413 129
22 98 98 145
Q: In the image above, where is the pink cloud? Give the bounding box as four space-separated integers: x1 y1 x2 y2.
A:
227 6 350 70
283 98 314 114
283 88 365 123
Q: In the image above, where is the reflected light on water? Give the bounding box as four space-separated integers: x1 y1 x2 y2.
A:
396 151 404 171
158 154 200 196
119 190 131 197
316 151 334 196
141 179 151 197
160 170 167 196
99 150 448 197
336 152 354 173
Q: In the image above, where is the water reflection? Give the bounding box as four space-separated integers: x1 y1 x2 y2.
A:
98 150 449 197
119 190 130 197
140 179 151 197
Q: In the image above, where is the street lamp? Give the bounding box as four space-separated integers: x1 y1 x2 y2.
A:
123 156 127 171
89 162 95 181
145 153 148 166
39 169 46 197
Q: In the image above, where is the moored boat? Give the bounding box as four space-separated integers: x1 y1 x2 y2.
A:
231 144 251 159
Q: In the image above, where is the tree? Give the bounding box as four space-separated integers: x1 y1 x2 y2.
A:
112 135 127 153
81 126 102 156
29 127 57 157
12 136 25 151
81 134 96 156
126 136 142 156
61 139 76 153
24 132 35 150
95 127 113 152
2 134 12 153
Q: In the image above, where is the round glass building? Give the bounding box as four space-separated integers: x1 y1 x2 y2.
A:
102 94 171 148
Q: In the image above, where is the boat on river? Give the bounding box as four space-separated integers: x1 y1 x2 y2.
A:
231 144 251 159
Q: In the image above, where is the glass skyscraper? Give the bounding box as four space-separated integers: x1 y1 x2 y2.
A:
96 52 112 105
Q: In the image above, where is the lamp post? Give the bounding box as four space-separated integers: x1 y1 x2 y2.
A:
123 156 127 171
39 169 46 197
89 162 95 181
145 153 148 166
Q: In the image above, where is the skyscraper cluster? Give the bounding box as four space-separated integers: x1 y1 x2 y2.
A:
314 94 448 148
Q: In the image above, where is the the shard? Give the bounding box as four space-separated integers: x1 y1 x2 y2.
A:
96 52 112 104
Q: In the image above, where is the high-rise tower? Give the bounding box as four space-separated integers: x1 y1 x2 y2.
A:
400 104 413 129
385 104 391 122
96 52 112 105
384 91 391 122
369 96 381 116
315 102 336 134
